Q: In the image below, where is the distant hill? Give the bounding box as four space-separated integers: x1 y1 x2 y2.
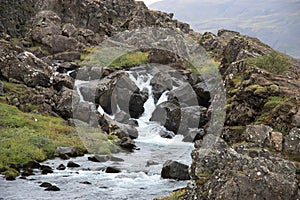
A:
149 0 300 58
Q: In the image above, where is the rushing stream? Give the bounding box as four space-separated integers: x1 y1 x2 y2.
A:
0 67 194 200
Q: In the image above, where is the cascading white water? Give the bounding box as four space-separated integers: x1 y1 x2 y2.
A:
0 69 194 200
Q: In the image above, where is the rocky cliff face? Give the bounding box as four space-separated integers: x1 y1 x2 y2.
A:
0 0 299 199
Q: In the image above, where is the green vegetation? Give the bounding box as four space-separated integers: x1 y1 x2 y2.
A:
247 51 290 74
154 189 186 200
75 125 120 155
245 84 267 95
255 96 290 134
80 48 149 69
0 103 86 171
109 51 149 68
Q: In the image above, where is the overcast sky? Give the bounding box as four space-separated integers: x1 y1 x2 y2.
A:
139 0 163 6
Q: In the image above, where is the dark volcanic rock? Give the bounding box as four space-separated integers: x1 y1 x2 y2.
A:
40 182 52 188
56 164 66 170
45 185 60 191
151 101 181 133
105 167 121 173
67 161 80 168
161 160 190 180
41 168 53 175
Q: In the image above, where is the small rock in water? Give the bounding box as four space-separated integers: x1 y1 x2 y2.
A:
40 165 53 174
146 160 159 167
59 154 70 160
40 165 52 171
40 182 52 188
41 168 53 175
45 185 60 191
80 181 92 185
21 169 35 177
105 167 121 173
109 156 124 162
88 155 109 163
24 160 41 169
56 164 66 170
67 161 80 168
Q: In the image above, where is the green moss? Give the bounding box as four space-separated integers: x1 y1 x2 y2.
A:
245 84 267 95
28 45 41 51
263 96 286 111
269 84 280 93
109 51 149 68
0 103 86 171
1 168 19 180
80 49 149 69
155 188 186 200
229 126 246 132
247 51 290 74
232 75 243 86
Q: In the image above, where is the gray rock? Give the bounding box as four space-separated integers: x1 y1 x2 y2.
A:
55 87 80 119
151 101 181 133
179 106 208 134
183 128 205 142
53 73 74 91
55 146 77 157
243 124 273 147
192 81 211 107
54 51 80 62
185 134 299 200
0 80 4 96
0 44 53 88
88 155 110 163
161 160 190 180
284 128 300 161
292 108 300 128
150 72 173 101
62 23 77 37
168 83 198 107
116 137 136 151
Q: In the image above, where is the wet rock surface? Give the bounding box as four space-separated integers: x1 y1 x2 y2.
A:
161 160 190 181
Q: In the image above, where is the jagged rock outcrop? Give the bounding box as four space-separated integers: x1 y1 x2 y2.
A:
182 134 299 200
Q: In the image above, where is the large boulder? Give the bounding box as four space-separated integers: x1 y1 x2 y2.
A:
192 81 211 108
150 72 173 101
55 86 80 119
151 101 181 133
168 83 198 107
53 73 74 91
0 41 53 87
185 134 299 200
161 160 190 180
179 106 208 134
